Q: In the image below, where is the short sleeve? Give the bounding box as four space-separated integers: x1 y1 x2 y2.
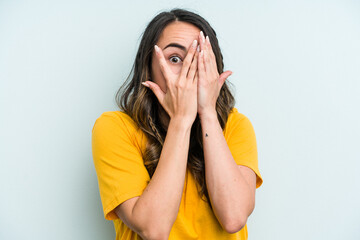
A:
224 108 263 188
91 112 150 220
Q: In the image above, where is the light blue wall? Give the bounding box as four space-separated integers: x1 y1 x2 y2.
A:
1 0 359 239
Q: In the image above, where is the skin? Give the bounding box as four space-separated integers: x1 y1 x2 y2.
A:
151 21 199 92
115 21 258 239
148 21 232 126
150 21 200 127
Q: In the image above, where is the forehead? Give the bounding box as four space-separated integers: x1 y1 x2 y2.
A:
157 21 200 49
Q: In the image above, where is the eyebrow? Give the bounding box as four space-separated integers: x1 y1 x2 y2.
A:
163 43 187 52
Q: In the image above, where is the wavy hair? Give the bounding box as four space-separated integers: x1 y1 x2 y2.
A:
115 8 235 206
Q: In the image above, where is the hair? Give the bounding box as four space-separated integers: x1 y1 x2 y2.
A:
115 8 235 207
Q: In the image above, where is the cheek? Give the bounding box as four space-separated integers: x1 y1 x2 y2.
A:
168 64 182 75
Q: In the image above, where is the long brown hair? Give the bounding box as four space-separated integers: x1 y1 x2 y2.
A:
115 8 235 206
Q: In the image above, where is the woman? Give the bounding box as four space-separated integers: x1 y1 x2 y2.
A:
92 8 263 240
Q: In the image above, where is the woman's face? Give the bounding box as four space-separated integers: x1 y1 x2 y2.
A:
151 21 201 93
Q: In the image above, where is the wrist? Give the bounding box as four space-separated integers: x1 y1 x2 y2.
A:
199 108 218 122
169 116 194 131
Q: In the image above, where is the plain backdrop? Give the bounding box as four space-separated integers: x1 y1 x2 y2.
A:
1 0 359 239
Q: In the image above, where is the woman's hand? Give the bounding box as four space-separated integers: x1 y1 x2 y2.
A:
197 31 232 117
142 40 199 125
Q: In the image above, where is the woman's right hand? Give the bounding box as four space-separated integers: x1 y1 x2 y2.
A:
142 39 199 125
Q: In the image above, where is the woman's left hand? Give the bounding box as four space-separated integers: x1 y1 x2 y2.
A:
197 31 232 118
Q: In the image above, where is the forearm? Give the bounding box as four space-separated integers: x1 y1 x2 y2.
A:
132 117 191 237
200 110 254 232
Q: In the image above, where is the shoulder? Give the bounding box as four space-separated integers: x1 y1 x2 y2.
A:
93 111 140 133
223 107 257 144
225 107 254 133
92 111 146 152
95 111 137 126
227 107 247 122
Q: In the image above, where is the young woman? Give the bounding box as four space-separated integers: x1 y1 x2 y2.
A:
92 8 263 240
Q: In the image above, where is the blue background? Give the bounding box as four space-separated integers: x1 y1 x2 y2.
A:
1 0 359 239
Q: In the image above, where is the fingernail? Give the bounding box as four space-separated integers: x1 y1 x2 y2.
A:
197 45 200 52
200 31 205 43
206 36 210 44
154 45 159 53
142 82 150 87
192 39 197 49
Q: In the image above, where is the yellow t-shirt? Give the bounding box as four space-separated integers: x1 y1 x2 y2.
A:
92 107 263 240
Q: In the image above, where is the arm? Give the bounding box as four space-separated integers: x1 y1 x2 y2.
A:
200 110 257 233
115 40 200 240
115 118 192 240
195 31 257 233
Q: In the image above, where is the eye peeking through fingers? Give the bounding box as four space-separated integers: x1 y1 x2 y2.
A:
169 55 183 64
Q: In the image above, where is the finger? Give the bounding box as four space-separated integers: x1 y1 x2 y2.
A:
180 39 198 79
193 71 198 85
205 35 218 72
198 50 206 80
203 48 212 73
142 81 165 105
218 71 233 88
199 31 206 52
187 49 199 81
154 45 171 85
205 35 215 57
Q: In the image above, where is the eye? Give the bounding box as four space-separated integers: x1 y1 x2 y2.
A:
169 55 183 64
